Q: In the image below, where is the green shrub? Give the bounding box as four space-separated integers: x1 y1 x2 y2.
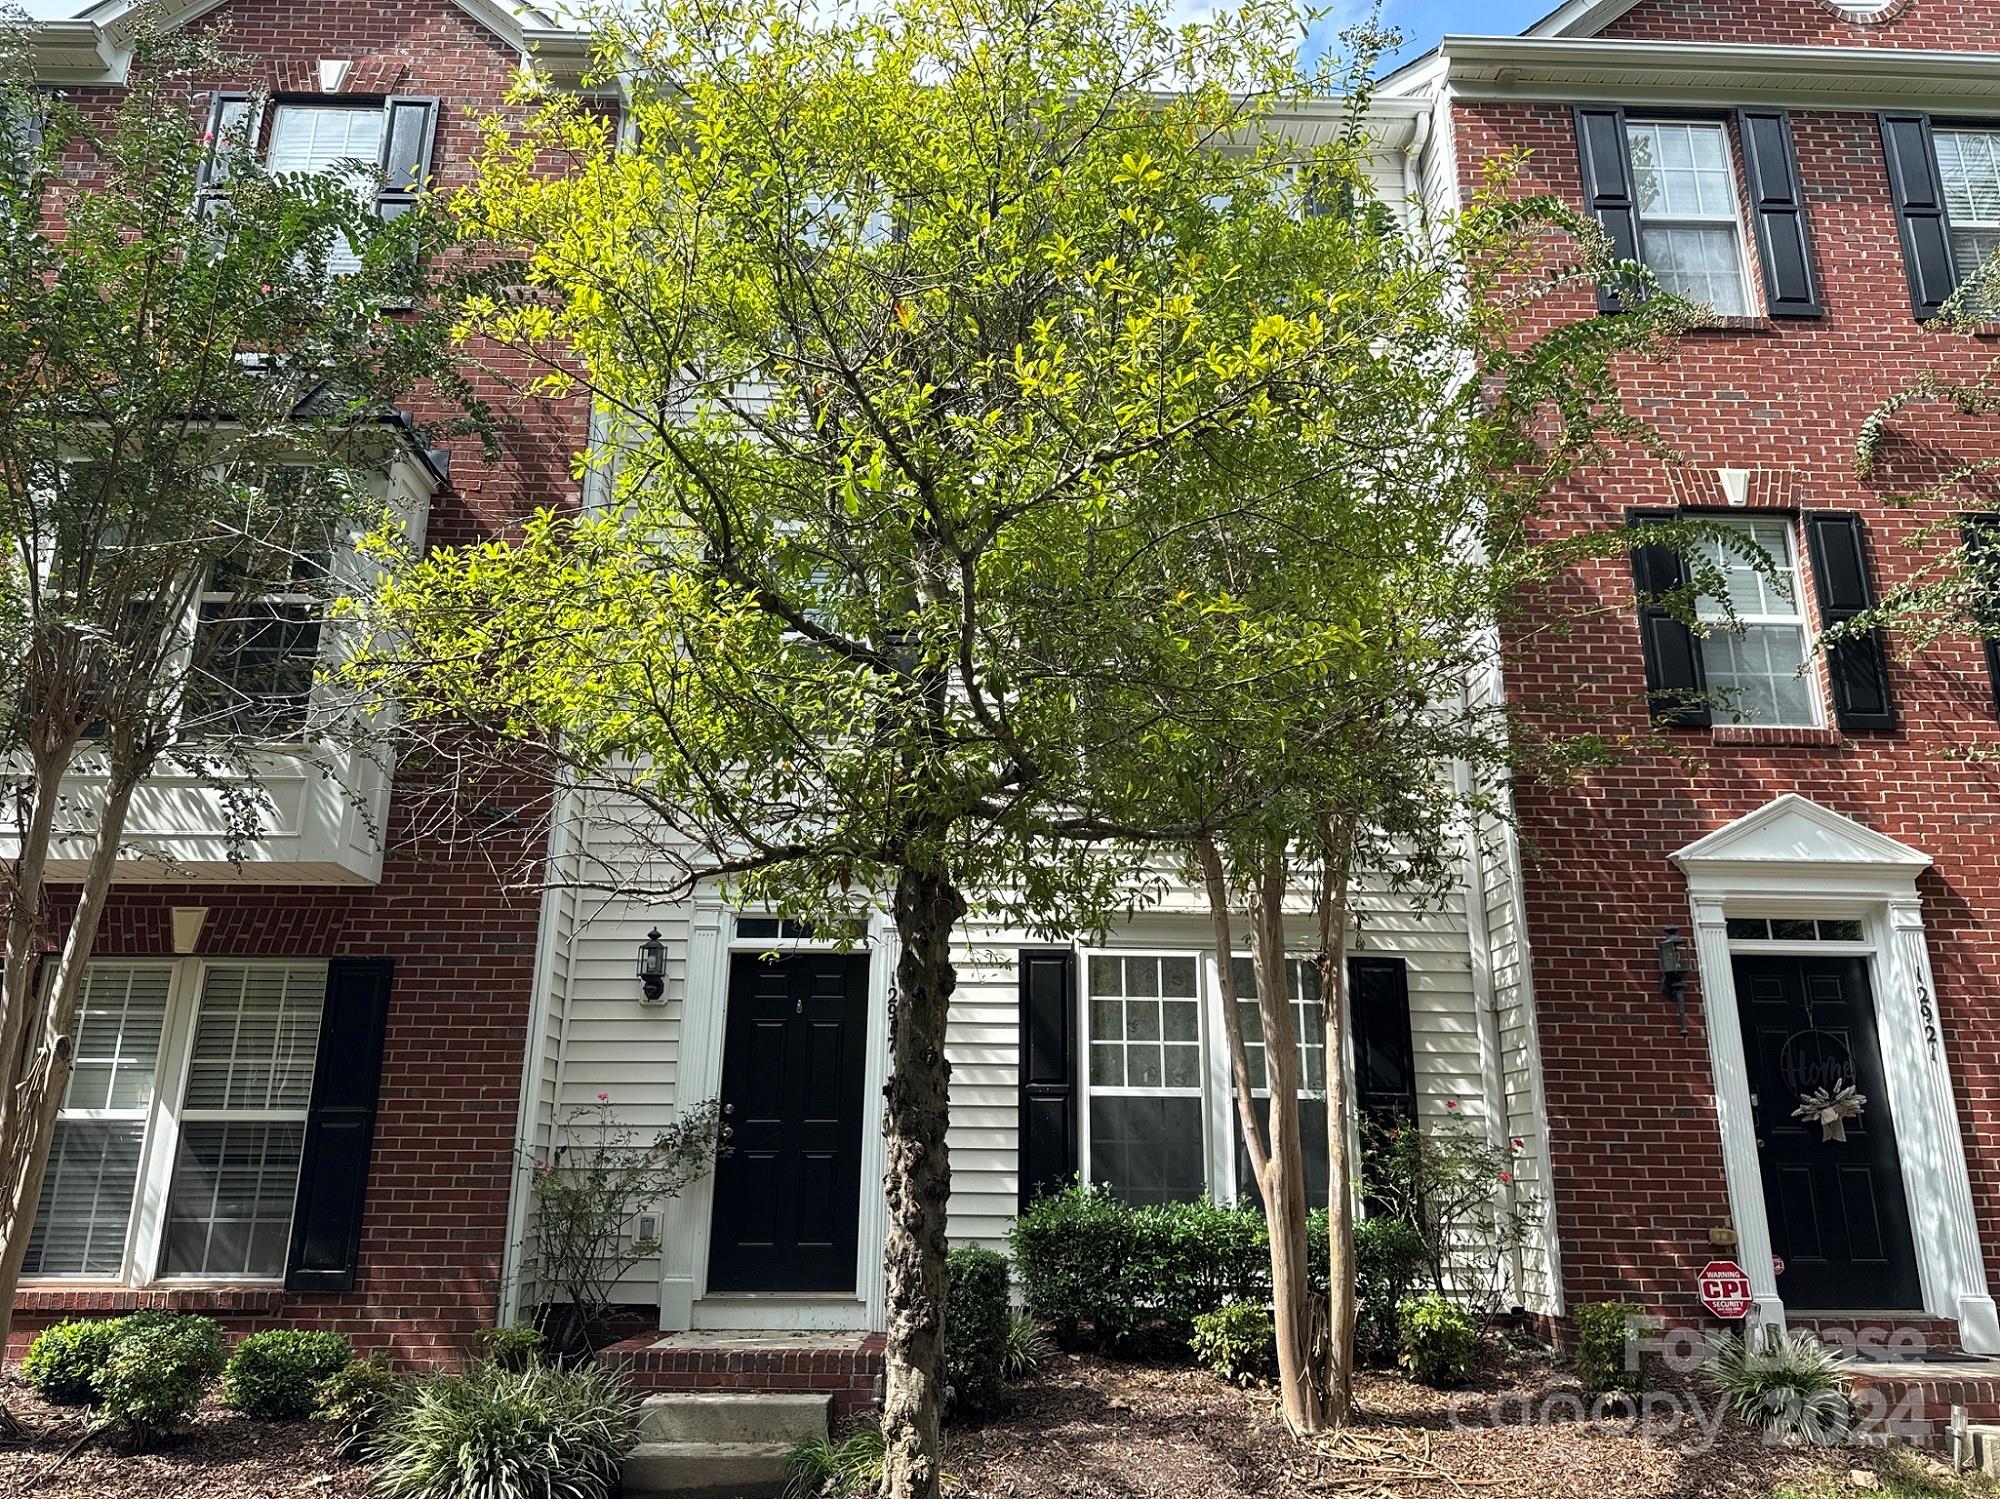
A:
783 1419 885 1499
21 1317 129 1405
93 1314 227 1446
1189 1303 1275 1386
314 1353 407 1460
944 1247 1010 1418
476 1324 547 1372
1574 1301 1645 1397
1000 1311 1053 1382
371 1360 635 1499
223 1329 353 1419
1396 1293 1476 1388
1009 1183 1268 1350
1702 1331 1851 1446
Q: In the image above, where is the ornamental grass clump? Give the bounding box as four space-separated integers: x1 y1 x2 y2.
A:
370 1360 635 1499
1703 1331 1853 1446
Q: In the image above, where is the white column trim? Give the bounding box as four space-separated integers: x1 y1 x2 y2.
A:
1688 895 1786 1341
858 915 897 1334
658 895 729 1331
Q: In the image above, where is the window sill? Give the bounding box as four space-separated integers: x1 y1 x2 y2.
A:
1684 315 1777 335
1710 725 1843 747
14 1282 286 1316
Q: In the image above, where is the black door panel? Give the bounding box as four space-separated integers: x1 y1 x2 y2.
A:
707 952 869 1293
1734 954 1919 1311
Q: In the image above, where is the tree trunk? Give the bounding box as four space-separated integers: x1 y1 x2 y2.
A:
1313 816 1357 1427
1197 839 1324 1435
0 773 139 1350
878 861 967 1499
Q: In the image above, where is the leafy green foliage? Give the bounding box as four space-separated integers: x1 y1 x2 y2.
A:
1351 1215 1429 1366
944 1247 1011 1418
1009 1185 1268 1349
1574 1302 1645 1397
1000 1312 1054 1383
477 1325 548 1372
1395 1294 1476 1388
1190 1303 1276 1387
1703 1332 1852 1447
370 1361 635 1499
93 1314 227 1446
314 1352 408 1460
222 1329 354 1420
1367 1116 1536 1320
783 1420 888 1499
21 1316 130 1405
524 1098 722 1356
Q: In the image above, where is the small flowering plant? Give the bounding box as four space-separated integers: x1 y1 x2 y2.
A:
521 1095 725 1355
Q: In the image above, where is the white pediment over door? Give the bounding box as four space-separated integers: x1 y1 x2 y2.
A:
1671 793 1930 882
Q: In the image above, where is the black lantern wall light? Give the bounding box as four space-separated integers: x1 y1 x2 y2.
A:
1659 926 1689 1032
636 928 668 1005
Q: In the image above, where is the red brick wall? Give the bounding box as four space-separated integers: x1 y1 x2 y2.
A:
1456 93 2000 1324
1600 0 1995 49
10 0 588 1365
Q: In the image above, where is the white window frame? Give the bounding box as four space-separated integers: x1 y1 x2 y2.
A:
1077 948 1217 1201
1693 515 1825 729
24 957 324 1287
1933 127 2000 288
1626 118 1758 318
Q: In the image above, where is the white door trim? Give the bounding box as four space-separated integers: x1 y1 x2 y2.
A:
658 899 893 1332
1673 794 2000 1353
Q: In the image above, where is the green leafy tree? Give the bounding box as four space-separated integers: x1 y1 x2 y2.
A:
0 16 476 1352
1059 150 1694 1424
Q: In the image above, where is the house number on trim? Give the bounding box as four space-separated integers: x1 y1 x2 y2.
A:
1917 980 1938 1054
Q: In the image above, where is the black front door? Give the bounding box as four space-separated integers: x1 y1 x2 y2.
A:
1734 954 1920 1311
707 952 869 1293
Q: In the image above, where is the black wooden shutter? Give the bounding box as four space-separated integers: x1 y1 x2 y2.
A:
1574 105 1640 314
375 97 441 220
285 957 393 1292
1963 515 2000 719
1629 508 1711 728
1350 957 1416 1134
1018 949 1077 1209
1804 512 1896 731
1879 113 1958 320
1736 109 1821 317
195 91 257 205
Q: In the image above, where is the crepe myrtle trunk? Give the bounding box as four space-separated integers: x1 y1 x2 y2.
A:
1315 818 1358 1426
878 860 967 1499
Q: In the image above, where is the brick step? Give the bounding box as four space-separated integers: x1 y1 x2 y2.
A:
600 1330 886 1424
1843 1357 2000 1454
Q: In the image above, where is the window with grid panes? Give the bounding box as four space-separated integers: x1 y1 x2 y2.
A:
1693 516 1820 727
265 104 386 274
1084 953 1206 1206
21 960 325 1283
1627 120 1753 316
1229 956 1331 1206
1934 128 2000 298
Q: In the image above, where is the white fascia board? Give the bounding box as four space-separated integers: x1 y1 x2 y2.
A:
1522 0 1640 39
1438 35 2000 113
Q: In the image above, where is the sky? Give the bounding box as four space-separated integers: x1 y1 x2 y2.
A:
1305 0 1553 70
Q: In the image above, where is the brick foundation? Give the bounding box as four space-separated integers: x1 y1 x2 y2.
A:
598 1333 888 1424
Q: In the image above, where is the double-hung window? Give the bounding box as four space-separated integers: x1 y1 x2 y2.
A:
25 960 325 1283
1084 953 1207 1206
1231 956 1331 1205
1933 128 2000 291
1627 120 1754 316
1692 516 1820 727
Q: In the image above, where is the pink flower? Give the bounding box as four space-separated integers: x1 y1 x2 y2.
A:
1498 1171 1513 1184
597 1091 609 1102
1444 1099 1458 1110
1511 1137 1525 1151
260 283 271 294
534 1161 550 1177
201 131 214 145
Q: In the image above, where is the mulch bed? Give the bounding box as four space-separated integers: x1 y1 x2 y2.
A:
0 1376 345 1499
947 1353 1919 1499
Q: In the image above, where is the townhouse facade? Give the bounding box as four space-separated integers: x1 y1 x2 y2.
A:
15 0 2000 1384
2 0 593 1361
1385 0 2000 1351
